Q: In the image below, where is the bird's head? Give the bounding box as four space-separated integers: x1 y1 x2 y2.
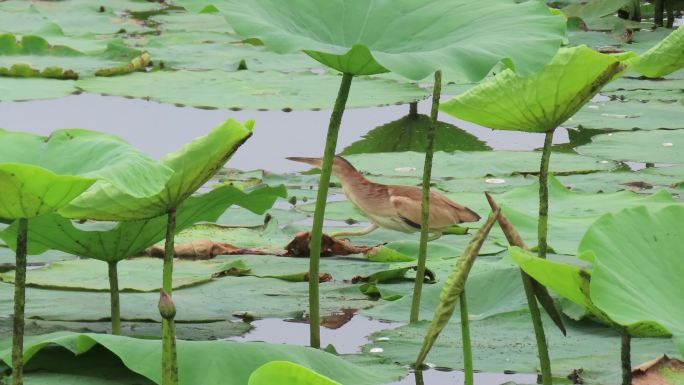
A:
286 156 358 176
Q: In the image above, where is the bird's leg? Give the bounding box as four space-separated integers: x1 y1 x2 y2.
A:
329 223 378 238
427 232 442 241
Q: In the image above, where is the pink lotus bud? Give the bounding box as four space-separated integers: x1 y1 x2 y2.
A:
158 290 176 320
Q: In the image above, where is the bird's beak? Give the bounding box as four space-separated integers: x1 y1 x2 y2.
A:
286 156 323 168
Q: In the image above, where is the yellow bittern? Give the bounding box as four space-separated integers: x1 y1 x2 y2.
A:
287 156 480 240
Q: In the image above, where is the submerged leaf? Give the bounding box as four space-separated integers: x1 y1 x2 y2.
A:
441 46 624 132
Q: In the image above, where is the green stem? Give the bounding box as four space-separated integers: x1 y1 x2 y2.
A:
410 70 441 323
161 210 178 385
414 370 425 385
409 101 418 118
521 271 553 385
538 130 554 260
12 218 28 385
655 0 664 26
308 72 354 348
108 261 121 335
459 291 473 385
621 330 632 385
666 0 675 28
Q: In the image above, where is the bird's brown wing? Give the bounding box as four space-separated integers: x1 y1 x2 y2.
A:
388 185 480 230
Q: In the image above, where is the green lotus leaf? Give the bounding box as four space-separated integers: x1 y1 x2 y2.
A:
0 184 286 261
61 118 254 220
249 361 341 385
0 332 401 385
440 46 624 133
579 205 684 355
76 70 428 110
0 129 172 220
567 100 684 131
629 25 684 78
561 0 636 24
0 77 75 101
340 114 490 155
577 129 684 164
0 33 149 79
194 0 565 81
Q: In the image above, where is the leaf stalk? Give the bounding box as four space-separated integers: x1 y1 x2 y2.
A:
12 217 28 385
460 291 473 385
108 260 121 335
537 130 554 260
161 209 178 385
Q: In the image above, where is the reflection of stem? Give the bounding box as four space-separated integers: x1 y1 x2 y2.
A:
409 101 418 118
162 210 178 385
308 72 354 348
538 130 554 260
12 218 28 385
410 70 441 323
108 261 121 335
460 291 473 385
621 330 631 385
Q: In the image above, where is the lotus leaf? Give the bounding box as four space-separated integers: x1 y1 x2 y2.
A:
0 332 402 385
440 46 623 133
568 101 684 131
0 128 171 220
61 118 254 220
629 25 684 78
248 361 340 385
579 205 684 355
577 128 684 164
0 77 75 101
201 0 566 80
76 70 428 110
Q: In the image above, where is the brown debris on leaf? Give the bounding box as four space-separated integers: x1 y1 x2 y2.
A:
145 239 268 260
284 231 374 257
632 355 684 385
303 272 333 283
290 308 358 329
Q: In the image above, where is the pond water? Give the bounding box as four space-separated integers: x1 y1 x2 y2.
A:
0 93 572 173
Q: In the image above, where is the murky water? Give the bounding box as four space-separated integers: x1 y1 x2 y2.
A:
0 93 571 173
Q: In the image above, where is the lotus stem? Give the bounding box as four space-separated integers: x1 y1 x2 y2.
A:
308 72 354 348
12 217 28 385
538 130 554 260
459 291 473 385
630 0 641 21
621 330 632 385
161 209 178 385
485 192 555 385
108 260 121 335
410 70 441 323
414 369 425 385
655 0 664 26
409 101 418 118
666 0 675 28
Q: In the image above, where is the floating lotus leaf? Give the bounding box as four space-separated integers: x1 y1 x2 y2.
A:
577 129 684 164
441 46 624 133
0 332 402 385
0 128 171 220
568 100 684 131
195 0 565 81
0 33 149 79
340 114 490 155
629 26 684 78
0 184 286 261
602 76 684 102
579 205 684 355
0 77 75 101
76 70 428 110
61 118 254 220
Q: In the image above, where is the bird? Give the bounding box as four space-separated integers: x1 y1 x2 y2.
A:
287 155 481 240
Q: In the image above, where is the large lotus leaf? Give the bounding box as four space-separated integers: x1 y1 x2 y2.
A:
561 0 635 22
61 118 254 220
340 114 490 155
0 77 75 101
578 205 684 355
342 150 616 179
440 46 624 133
363 312 680 385
0 258 246 292
0 184 286 261
0 129 171 220
196 0 565 81
0 33 148 79
0 332 402 385
76 70 428 110
577 129 684 164
629 25 684 78
567 100 684 131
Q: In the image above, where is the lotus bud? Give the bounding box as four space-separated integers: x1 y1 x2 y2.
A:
158 290 176 320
